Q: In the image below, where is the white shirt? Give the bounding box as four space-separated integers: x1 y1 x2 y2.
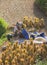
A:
14 26 18 32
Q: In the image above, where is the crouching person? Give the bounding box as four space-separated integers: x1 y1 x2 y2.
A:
13 25 18 37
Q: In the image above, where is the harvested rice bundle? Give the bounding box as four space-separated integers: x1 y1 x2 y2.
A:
5 60 9 65
21 48 28 54
34 17 39 23
34 17 40 29
27 56 34 65
12 42 18 50
36 46 46 59
14 56 17 61
16 53 20 58
29 57 34 65
12 50 16 58
23 16 28 24
23 16 45 29
29 38 33 45
20 58 25 65
29 17 34 27
0 59 2 65
23 16 31 28
5 56 10 61
21 53 27 59
43 42 47 52
1 39 47 65
22 23 27 28
2 52 6 64
11 59 16 65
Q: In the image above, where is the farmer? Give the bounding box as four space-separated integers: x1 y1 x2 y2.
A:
14 22 23 37
14 24 18 36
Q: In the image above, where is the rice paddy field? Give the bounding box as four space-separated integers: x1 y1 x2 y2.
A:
0 41 47 65
0 0 47 65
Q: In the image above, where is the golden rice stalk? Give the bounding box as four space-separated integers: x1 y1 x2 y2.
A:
0 59 2 65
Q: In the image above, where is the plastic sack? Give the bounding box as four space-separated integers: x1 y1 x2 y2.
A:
33 37 46 44
21 29 29 39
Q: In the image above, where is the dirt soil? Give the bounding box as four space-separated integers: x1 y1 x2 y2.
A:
0 0 47 37
0 0 47 32
0 0 47 26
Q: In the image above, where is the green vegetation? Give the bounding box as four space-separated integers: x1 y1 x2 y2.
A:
0 33 7 46
0 18 8 46
0 18 8 37
35 60 47 65
36 0 47 15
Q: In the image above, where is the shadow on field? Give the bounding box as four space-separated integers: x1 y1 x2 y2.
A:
33 2 47 29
